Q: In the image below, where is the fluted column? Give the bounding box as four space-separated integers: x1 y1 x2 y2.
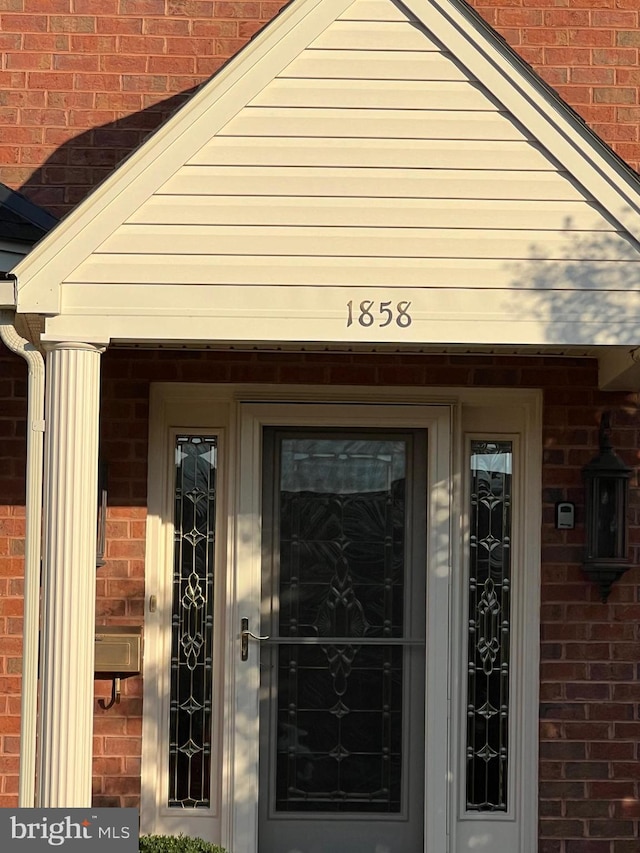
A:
38 342 102 807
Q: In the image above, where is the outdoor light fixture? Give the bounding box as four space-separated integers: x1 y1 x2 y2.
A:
582 412 632 601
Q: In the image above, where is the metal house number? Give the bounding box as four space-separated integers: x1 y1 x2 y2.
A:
346 299 413 328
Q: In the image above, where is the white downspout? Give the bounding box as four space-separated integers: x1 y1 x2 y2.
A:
0 307 45 807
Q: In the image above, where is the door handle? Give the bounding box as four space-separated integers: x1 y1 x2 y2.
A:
241 617 270 661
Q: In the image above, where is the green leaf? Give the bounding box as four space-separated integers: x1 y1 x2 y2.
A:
139 834 227 853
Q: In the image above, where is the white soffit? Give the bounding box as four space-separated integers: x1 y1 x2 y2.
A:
15 0 640 352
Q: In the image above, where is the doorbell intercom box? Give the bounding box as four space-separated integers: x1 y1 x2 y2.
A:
555 502 575 530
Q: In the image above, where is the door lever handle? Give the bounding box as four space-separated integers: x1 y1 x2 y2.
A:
241 617 270 661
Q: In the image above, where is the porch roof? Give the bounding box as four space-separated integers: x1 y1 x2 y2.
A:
0 183 58 296
9 0 640 388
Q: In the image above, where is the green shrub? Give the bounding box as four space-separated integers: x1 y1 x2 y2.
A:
139 834 226 853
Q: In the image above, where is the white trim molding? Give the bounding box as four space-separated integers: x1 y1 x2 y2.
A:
452 398 542 852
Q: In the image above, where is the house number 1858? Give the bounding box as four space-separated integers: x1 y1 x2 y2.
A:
346 300 412 328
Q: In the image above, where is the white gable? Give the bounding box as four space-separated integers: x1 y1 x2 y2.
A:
13 0 640 359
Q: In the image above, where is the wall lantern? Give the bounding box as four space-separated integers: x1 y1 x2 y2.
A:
582 412 631 601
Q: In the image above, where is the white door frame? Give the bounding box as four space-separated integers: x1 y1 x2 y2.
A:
141 384 540 853
232 402 452 853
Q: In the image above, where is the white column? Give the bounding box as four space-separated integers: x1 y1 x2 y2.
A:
38 342 102 807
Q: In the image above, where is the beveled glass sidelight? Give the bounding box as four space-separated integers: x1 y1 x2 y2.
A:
168 436 217 808
466 441 512 812
262 432 426 816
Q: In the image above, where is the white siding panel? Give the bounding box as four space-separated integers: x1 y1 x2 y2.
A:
99 224 635 261
66 255 640 291
129 197 617 232
338 0 412 22
310 21 441 51
189 138 554 170
249 79 492 110
279 50 467 81
160 166 585 200
220 108 527 140
56 0 640 329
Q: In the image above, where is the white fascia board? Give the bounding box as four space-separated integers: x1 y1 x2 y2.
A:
0 278 16 307
411 0 640 237
12 0 355 315
38 294 640 347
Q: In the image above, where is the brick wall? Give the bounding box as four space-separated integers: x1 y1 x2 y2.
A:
0 0 639 843
0 0 288 216
0 345 25 807
93 349 640 851
0 0 637 218
2 344 640 844
540 385 640 853
469 0 640 172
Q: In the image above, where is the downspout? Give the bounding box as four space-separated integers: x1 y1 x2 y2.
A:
0 296 45 808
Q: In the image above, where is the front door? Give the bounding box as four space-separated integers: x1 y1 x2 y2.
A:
257 429 427 853
143 387 539 853
233 402 451 852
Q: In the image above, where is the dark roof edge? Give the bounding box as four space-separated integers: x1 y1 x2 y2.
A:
0 183 59 234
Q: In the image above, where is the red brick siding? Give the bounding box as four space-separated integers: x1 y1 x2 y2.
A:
0 0 637 217
0 345 25 807
3 344 640 842
466 0 640 172
540 393 640 853
94 349 640 851
0 0 638 840
0 0 289 215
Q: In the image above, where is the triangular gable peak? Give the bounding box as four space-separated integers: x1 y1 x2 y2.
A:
13 0 640 363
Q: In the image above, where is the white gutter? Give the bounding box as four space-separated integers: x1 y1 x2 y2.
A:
0 306 45 807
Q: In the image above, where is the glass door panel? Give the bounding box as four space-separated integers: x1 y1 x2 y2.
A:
259 430 426 853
